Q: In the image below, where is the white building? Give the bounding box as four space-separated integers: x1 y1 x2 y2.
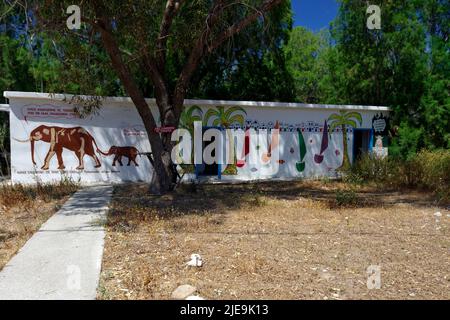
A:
3 91 390 185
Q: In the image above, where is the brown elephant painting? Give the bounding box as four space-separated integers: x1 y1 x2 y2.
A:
102 146 141 167
14 125 107 170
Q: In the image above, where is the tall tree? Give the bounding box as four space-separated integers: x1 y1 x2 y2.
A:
190 2 294 101
323 0 446 158
419 0 450 149
284 26 329 103
11 0 288 192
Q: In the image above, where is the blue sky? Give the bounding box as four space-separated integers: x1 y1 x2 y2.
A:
291 0 339 31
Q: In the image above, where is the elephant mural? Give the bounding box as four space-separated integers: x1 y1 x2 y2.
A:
14 125 107 170
103 146 141 166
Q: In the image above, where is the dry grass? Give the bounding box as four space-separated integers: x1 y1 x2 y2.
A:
98 181 450 300
0 181 79 270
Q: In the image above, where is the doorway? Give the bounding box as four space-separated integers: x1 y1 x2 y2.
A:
353 129 374 162
195 127 223 179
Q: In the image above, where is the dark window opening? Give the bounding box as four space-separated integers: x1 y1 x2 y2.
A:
196 128 219 177
353 129 372 162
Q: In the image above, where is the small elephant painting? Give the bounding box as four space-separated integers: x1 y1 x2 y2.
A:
102 146 141 167
14 125 142 170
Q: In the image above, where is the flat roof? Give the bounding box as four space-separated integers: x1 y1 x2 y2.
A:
3 91 390 112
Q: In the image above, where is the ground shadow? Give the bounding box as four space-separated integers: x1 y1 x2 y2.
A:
108 180 444 229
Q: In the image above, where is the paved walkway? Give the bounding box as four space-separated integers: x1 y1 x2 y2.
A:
0 185 113 300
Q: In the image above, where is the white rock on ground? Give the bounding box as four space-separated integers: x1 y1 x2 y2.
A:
186 253 203 267
171 285 197 300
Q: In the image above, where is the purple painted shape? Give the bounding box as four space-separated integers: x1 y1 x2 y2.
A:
314 120 329 164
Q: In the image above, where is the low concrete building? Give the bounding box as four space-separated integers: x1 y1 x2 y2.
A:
3 91 390 184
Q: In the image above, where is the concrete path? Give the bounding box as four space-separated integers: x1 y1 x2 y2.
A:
0 185 113 300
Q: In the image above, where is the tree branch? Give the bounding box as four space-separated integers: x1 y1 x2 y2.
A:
91 5 158 136
156 0 184 68
207 0 283 53
172 0 283 117
141 53 171 123
172 0 227 117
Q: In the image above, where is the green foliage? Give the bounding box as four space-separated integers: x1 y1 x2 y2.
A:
1 0 448 158
1 1 294 106
285 0 449 155
203 106 246 128
416 150 450 202
284 27 329 103
32 0 294 102
389 123 424 160
344 150 450 204
335 188 358 207
0 35 33 103
190 1 294 101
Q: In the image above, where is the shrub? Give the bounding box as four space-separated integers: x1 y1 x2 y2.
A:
344 150 450 203
416 150 450 201
343 153 390 184
335 188 358 207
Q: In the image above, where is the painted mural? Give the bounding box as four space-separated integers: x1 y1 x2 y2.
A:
102 146 141 166
13 125 142 170
6 92 388 184
328 111 362 168
372 113 390 158
178 105 365 179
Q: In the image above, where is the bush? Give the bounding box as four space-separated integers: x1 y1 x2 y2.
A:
344 150 450 203
335 188 358 207
415 150 450 201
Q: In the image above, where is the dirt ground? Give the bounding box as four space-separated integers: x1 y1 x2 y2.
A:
98 181 450 300
0 184 78 270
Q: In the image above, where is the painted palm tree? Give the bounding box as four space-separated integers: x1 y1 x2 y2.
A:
179 105 203 132
178 105 203 172
328 111 362 169
203 106 247 175
203 106 246 128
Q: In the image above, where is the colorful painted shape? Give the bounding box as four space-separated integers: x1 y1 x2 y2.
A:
261 121 282 164
314 120 329 164
296 129 307 173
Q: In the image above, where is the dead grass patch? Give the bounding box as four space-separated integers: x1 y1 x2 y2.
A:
0 180 79 270
98 181 450 300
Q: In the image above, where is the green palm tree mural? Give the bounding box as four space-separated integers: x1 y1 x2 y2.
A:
328 111 362 169
203 106 246 128
180 105 203 131
203 106 247 175
178 105 203 172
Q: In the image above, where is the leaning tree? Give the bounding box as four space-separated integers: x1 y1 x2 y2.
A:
10 0 288 192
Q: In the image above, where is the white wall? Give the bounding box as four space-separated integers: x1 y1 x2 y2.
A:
9 98 156 184
6 93 389 184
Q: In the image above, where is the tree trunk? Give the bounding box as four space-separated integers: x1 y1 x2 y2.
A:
91 0 285 193
94 15 177 194
149 100 182 194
